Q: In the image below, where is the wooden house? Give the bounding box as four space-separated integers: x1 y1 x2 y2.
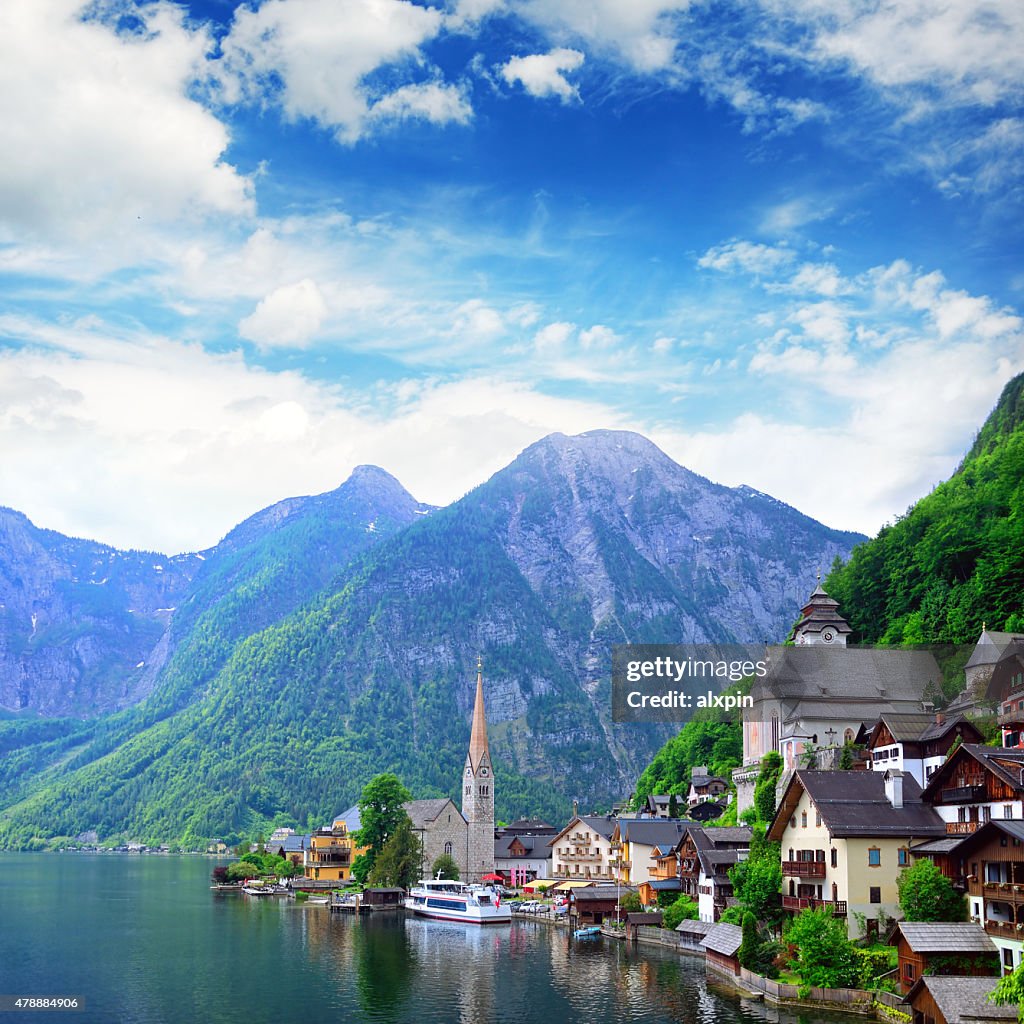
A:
701 922 743 977
921 745 1024 836
867 712 982 789
948 820 1024 975
904 976 1016 1024
889 921 998 994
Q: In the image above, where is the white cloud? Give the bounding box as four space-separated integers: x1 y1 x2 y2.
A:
534 321 576 352
697 240 794 275
579 324 620 350
369 81 473 127
219 0 455 142
0 316 630 551
0 0 251 242
519 0 687 73
238 279 328 349
500 48 585 102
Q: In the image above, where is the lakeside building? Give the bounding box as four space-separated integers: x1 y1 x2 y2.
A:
462 659 496 883
687 767 729 808
768 768 946 938
611 818 690 886
904 976 1017 1024
549 814 620 882
493 831 552 884
888 921 998 995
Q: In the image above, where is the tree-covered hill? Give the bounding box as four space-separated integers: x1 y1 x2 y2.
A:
825 373 1024 646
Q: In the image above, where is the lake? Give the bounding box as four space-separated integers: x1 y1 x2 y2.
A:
1 854 856 1023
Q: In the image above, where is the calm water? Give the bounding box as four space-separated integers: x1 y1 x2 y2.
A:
1 855 854 1024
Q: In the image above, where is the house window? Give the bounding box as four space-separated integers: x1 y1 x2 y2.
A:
982 806 992 823
1004 949 1014 969
903 962 915 981
801 812 808 828
816 811 822 827
444 841 453 856
831 849 838 868
791 816 797 828
868 848 881 867
898 848 909 867
1005 805 1014 819
870 887 881 904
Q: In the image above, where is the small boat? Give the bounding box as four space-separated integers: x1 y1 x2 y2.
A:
242 884 272 895
573 926 601 939
405 877 512 924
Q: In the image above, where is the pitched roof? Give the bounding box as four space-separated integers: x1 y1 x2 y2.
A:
906 976 1016 1023
751 646 941 709
769 770 945 841
405 798 463 828
892 922 997 954
676 919 715 936
495 833 552 858
281 834 311 853
966 630 1024 669
622 819 690 848
467 661 491 771
922 744 1024 799
331 805 361 832
868 712 977 745
701 922 743 957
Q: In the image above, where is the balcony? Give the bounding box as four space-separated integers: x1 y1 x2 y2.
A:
983 883 1024 903
999 707 1024 728
946 821 980 835
782 895 847 916
782 860 826 878
563 851 603 862
940 783 987 803
985 920 1024 938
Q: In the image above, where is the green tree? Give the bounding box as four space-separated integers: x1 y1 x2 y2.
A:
619 891 643 914
430 853 460 880
729 823 783 927
989 961 1024 1023
897 859 967 922
668 793 680 819
753 751 783 825
838 743 856 770
785 906 858 989
357 773 412 877
661 894 698 929
368 815 420 889
738 911 759 969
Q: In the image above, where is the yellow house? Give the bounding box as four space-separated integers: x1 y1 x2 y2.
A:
304 809 367 882
768 769 946 938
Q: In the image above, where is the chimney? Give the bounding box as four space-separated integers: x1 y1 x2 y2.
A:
572 798 579 818
935 712 945 726
884 770 904 809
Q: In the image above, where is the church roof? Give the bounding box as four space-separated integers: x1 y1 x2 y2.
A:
966 629 1024 669
405 798 464 828
751 646 941 707
468 660 491 771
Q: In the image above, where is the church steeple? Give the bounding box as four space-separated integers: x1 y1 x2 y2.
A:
468 656 491 772
793 581 852 646
462 656 495 882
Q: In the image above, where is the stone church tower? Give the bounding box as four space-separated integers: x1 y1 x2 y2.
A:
462 658 495 883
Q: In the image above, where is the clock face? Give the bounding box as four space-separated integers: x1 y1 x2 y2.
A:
822 629 835 644
480 767 489 777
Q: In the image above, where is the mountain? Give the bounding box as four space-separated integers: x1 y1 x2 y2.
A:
0 510 201 717
825 373 1024 648
0 430 863 848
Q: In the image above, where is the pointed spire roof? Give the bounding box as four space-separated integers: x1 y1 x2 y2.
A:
468 656 490 771
793 581 852 640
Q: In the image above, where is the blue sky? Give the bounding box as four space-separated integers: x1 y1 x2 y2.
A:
2 0 1023 552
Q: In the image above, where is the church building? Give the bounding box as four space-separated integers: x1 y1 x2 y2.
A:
462 658 496 882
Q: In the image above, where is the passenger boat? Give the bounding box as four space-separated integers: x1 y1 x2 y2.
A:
405 877 512 924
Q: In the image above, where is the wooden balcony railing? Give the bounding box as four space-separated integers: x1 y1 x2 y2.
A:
782 860 826 878
782 895 847 916
946 821 980 835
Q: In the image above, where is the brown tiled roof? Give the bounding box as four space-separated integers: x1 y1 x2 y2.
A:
701 922 743 957
906 976 1016 1023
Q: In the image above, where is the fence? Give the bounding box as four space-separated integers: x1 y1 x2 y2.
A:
737 968 875 1013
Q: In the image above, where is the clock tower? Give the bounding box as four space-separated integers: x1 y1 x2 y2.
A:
462 658 495 882
792 581 852 646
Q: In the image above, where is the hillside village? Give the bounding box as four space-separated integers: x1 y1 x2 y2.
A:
201 581 1024 1024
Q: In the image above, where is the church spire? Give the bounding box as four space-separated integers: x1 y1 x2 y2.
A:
469 655 490 771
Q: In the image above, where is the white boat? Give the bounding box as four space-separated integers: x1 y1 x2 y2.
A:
405 877 512 924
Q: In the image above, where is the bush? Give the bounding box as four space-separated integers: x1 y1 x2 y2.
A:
785 906 859 989
661 894 698 929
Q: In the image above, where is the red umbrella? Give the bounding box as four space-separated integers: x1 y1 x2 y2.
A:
482 873 504 881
